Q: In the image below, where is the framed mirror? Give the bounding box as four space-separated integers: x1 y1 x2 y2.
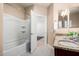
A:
58 7 79 28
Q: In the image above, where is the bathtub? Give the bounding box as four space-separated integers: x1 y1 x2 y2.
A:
3 40 30 56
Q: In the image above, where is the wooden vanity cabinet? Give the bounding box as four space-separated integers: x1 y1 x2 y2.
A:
55 47 79 56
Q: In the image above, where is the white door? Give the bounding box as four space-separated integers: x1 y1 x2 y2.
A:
31 11 37 53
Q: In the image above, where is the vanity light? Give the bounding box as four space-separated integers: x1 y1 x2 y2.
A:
60 9 70 17
59 9 70 28
65 9 70 15
61 11 65 17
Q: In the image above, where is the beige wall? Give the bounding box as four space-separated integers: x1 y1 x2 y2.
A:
25 6 33 19
4 3 25 20
33 4 47 16
0 3 3 56
47 4 54 46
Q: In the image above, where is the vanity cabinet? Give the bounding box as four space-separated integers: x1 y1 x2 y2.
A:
55 47 79 56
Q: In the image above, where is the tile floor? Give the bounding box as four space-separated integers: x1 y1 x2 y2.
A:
26 37 54 56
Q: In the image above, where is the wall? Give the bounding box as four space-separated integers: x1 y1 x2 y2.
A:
25 6 33 19
33 4 47 16
47 4 54 46
4 3 25 20
0 3 3 56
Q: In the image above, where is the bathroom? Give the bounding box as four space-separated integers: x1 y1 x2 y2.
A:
1 3 79 56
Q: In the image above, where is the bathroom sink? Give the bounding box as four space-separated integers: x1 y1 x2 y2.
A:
58 40 79 48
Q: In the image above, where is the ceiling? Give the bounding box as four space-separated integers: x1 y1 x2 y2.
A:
17 3 33 7
34 3 50 8
16 3 50 8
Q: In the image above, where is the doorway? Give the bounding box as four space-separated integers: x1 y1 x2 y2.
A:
31 11 47 53
36 15 47 48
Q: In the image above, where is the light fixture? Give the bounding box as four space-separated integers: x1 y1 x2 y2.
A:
60 9 70 17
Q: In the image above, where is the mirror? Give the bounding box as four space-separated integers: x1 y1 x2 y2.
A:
58 10 68 28
58 7 79 28
70 7 79 28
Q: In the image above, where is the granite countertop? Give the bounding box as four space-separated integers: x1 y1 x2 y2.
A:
53 36 79 52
